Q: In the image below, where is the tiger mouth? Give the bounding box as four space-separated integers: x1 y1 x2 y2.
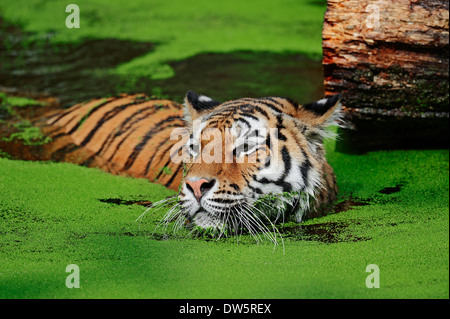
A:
183 203 283 245
185 191 307 230
143 193 299 245
187 208 229 230
186 207 205 222
145 190 306 242
185 197 246 219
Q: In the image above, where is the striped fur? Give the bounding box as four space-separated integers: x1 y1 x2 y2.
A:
47 91 341 231
46 94 186 189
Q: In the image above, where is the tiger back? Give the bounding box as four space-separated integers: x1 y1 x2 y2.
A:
46 94 186 189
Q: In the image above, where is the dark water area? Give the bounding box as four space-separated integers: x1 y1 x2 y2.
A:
279 198 371 243
337 116 450 154
95 195 371 244
99 198 152 206
378 184 403 195
162 52 324 104
0 17 324 108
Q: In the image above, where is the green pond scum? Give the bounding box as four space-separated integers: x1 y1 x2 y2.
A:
0 93 51 146
0 147 448 298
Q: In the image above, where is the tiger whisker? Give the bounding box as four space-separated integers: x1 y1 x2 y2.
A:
135 196 180 234
154 202 182 236
243 201 285 253
135 196 178 223
233 206 258 243
241 202 277 245
216 209 231 240
237 203 268 244
240 211 264 244
136 191 287 252
172 210 187 236
230 206 241 243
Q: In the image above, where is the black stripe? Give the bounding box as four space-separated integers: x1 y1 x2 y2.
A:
153 148 178 180
94 105 157 156
124 116 181 170
143 134 182 176
265 97 285 107
80 101 144 147
229 184 240 191
277 147 292 192
242 174 263 195
50 143 79 161
257 146 292 192
252 105 269 118
205 111 233 121
163 163 183 188
247 184 263 195
264 135 272 165
300 149 311 189
209 198 236 204
236 117 251 128
48 132 68 141
257 98 283 113
257 177 292 193
240 98 281 115
67 99 115 135
106 128 137 162
220 100 247 108
276 115 287 141
237 100 270 118
284 97 299 109
240 113 259 121
277 131 287 141
47 101 90 125
48 110 73 126
47 113 79 135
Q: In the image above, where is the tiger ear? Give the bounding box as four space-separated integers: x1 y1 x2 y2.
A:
296 94 342 128
183 90 221 123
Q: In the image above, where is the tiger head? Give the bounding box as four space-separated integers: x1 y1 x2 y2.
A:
177 90 341 231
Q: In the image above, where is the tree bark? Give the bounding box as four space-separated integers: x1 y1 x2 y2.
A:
322 0 449 152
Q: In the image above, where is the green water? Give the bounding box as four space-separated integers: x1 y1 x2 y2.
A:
0 148 448 298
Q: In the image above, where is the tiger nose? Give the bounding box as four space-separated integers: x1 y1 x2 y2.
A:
185 178 216 202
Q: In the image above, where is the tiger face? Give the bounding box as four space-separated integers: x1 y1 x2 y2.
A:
177 90 341 230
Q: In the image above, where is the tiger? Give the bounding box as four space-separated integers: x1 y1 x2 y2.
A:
45 90 341 234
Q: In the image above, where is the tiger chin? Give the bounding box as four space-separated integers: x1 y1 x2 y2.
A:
175 90 342 235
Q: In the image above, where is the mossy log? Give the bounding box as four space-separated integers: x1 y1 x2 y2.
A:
322 0 449 152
